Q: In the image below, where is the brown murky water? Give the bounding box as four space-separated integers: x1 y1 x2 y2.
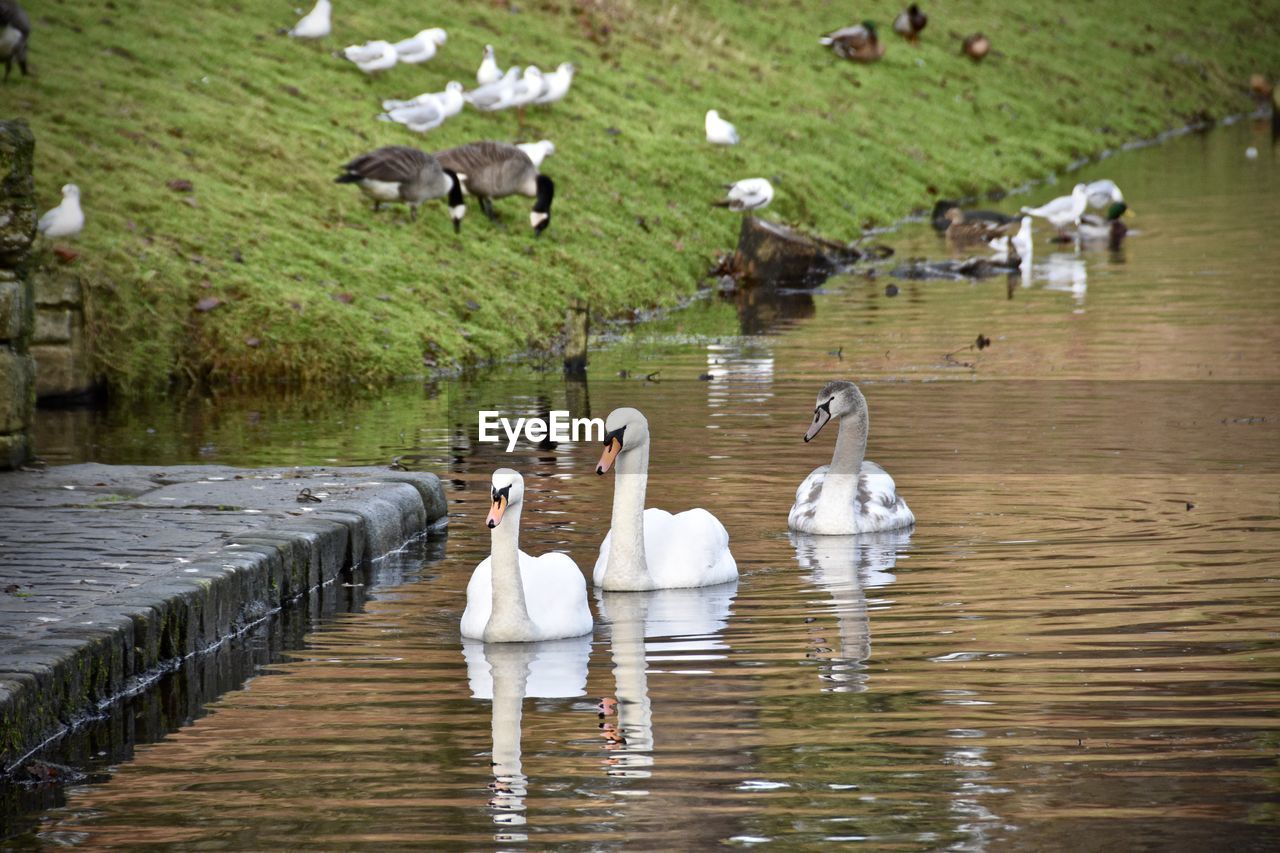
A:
19 120 1280 848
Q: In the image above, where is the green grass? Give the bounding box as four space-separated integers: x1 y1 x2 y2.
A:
11 0 1279 389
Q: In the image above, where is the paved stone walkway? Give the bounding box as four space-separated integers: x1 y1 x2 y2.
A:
0 463 447 771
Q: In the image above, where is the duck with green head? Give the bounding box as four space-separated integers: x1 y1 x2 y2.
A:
819 20 885 63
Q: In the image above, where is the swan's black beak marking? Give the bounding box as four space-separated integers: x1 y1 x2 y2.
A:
596 426 626 475
804 399 834 443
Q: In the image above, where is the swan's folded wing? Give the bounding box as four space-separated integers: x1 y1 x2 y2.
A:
646 507 737 588
858 461 915 528
522 550 593 638
789 465 828 529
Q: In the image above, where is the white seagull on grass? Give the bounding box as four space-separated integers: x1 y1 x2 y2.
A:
393 28 447 64
714 178 773 211
38 184 84 238
288 0 331 39
342 40 397 74
705 109 740 145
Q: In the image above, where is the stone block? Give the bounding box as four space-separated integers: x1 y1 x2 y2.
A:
0 120 36 266
32 269 83 308
31 337 94 400
0 348 34 432
0 279 21 343
0 432 29 469
34 307 76 344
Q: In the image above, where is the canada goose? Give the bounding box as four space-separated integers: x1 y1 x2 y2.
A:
435 141 555 236
705 109 740 145
892 4 927 44
962 32 990 61
820 22 885 63
335 146 466 232
287 0 330 40
392 28 447 64
713 178 774 212
943 207 1016 249
535 62 577 105
0 0 30 80
37 184 84 238
930 200 1014 232
476 44 502 86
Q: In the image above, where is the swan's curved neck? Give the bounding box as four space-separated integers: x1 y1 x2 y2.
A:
829 414 867 476
486 503 537 640
604 445 653 590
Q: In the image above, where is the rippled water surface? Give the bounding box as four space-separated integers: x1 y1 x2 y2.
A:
19 122 1280 848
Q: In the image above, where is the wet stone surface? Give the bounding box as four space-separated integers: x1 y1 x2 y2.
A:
0 463 447 771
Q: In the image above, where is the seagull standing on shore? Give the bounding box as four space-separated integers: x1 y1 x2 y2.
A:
38 184 84 238
476 44 502 85
288 0 331 40
714 178 773 211
534 62 576 105
705 110 740 145
393 28 447 63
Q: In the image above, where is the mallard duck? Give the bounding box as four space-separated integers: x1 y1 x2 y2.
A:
713 178 774 212
819 22 885 63
1077 201 1128 247
943 207 1016 249
892 4 927 44
962 32 990 62
930 200 1014 232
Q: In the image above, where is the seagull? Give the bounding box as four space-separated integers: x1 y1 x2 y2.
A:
534 62 576 105
288 0 331 40
378 100 446 133
382 81 464 116
989 215 1032 259
393 28 447 64
342 40 397 74
476 44 502 86
517 140 556 168
505 66 547 109
705 109 740 145
713 178 773 211
1021 183 1088 236
1084 179 1124 211
37 184 84 238
466 66 521 111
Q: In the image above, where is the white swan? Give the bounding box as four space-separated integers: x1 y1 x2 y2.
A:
788 381 914 535
714 177 773 212
1084 179 1124 211
37 184 84 239
1021 183 1088 236
392 28 447 64
593 407 738 590
461 469 593 642
516 139 555 168
705 109 740 145
288 0 331 39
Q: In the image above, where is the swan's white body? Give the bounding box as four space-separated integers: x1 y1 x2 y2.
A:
1021 183 1088 232
516 140 556 168
1084 179 1124 211
288 0 331 39
705 109 740 145
37 185 84 239
476 44 502 86
593 408 738 591
393 28 447 64
788 381 914 535
343 40 397 74
534 62 576 105
462 470 593 642
718 178 774 211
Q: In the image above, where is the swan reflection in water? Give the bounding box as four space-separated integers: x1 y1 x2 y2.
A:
595 582 738 778
462 636 592 841
790 530 910 692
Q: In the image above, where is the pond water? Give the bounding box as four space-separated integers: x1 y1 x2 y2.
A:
16 120 1280 848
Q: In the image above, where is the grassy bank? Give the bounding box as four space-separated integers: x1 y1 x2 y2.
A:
11 0 1278 388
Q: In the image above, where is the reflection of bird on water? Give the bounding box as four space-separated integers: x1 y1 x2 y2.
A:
791 530 909 691
1039 253 1088 307
462 636 591 837
595 582 738 776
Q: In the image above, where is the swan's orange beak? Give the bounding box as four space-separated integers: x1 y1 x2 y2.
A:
486 494 508 528
596 436 622 475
